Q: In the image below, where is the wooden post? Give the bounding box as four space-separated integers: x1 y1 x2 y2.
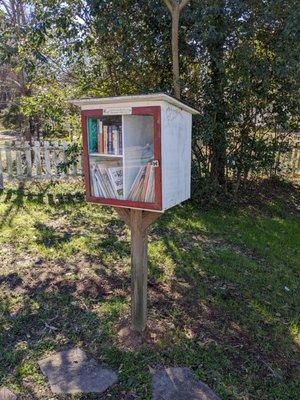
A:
16 147 22 178
114 207 162 333
130 210 148 332
5 141 13 178
44 141 51 177
34 141 42 177
25 141 32 178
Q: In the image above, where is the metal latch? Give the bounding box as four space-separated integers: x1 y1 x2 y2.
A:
152 160 160 168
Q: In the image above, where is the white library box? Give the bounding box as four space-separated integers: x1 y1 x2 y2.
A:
70 93 199 212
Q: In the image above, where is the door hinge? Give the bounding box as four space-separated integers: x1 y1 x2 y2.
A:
152 160 160 168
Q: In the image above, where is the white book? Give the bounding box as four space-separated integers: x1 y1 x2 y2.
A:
91 165 101 197
128 166 146 199
97 165 115 198
107 167 123 199
94 167 106 197
112 127 119 155
145 165 154 202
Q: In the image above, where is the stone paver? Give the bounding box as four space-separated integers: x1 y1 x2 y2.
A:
151 367 220 400
0 387 17 400
38 348 117 394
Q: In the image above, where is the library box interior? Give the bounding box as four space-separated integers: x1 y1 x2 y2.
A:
70 94 199 212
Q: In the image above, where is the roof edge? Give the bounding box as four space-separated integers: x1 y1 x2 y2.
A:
69 93 200 115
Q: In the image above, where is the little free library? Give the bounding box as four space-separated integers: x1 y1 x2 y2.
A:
71 93 199 333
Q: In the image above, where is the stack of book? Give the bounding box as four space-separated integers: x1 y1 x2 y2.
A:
88 118 122 155
98 121 122 155
90 162 123 199
128 163 154 202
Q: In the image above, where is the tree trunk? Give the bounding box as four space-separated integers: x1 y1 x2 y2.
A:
26 116 34 143
207 0 227 187
163 0 190 99
171 7 180 99
209 57 227 186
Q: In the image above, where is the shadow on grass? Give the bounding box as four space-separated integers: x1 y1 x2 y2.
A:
34 222 72 248
0 180 299 399
153 204 299 385
0 264 130 399
0 185 85 234
0 186 25 230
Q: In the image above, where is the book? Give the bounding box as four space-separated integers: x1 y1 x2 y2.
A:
127 163 155 202
90 162 123 199
88 118 98 153
112 126 119 155
107 167 123 198
141 163 151 201
90 165 97 196
128 166 146 200
103 125 108 153
145 165 154 202
98 120 104 153
99 166 114 197
108 126 112 154
91 164 102 197
118 127 122 155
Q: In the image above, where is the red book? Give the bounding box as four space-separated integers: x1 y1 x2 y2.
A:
141 163 151 201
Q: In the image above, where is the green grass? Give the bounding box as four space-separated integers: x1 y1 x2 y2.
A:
0 181 299 399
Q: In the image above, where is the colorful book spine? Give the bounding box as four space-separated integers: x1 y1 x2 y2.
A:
118 126 122 155
88 118 98 153
112 126 118 155
103 126 108 153
108 126 112 154
98 120 103 153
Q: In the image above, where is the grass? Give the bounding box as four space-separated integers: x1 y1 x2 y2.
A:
0 180 299 399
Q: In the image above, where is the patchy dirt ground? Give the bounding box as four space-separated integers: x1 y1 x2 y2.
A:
0 181 299 399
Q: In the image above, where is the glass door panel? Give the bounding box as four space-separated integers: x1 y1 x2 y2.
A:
123 115 155 203
87 113 156 205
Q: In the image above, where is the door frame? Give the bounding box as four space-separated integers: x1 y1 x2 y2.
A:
81 106 162 211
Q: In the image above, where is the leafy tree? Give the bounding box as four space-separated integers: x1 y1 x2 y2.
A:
190 0 299 195
0 0 33 138
0 0 79 140
1 0 299 197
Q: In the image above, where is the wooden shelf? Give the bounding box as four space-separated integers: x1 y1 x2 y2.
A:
89 153 123 158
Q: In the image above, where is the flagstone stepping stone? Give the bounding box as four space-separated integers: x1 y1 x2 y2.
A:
0 387 17 400
38 348 117 394
151 367 220 400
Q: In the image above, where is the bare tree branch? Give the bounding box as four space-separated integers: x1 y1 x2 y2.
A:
163 0 173 13
179 0 191 11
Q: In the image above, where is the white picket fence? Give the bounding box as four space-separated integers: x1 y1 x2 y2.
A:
279 140 300 177
0 138 299 189
0 141 82 188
